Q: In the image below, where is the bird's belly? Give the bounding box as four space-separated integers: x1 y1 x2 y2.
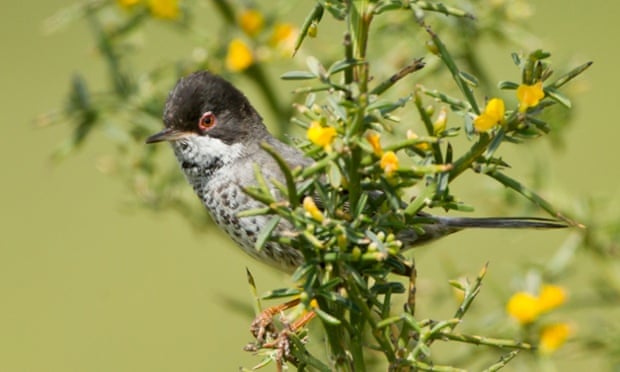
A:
199 181 303 272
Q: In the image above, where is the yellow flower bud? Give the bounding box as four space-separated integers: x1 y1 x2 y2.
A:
425 40 439 55
351 247 362 261
365 131 383 155
309 298 319 309
308 22 318 38
433 107 448 135
406 130 430 151
303 196 325 222
337 233 347 249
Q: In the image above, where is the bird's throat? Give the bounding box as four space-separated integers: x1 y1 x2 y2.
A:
171 136 245 186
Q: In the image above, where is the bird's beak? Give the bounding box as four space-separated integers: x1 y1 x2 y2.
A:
145 127 191 144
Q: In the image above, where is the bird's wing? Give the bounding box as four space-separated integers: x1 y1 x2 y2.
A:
246 137 567 248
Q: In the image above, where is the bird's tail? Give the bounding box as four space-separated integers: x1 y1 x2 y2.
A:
398 216 567 248
434 216 568 229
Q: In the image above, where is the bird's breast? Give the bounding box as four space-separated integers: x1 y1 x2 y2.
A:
195 173 303 272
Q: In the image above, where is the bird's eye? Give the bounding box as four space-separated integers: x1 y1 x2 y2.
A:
198 111 216 132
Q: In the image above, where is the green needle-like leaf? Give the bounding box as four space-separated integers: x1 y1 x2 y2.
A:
261 142 300 207
254 216 280 252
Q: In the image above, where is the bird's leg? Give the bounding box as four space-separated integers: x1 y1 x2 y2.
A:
385 255 417 314
403 258 417 315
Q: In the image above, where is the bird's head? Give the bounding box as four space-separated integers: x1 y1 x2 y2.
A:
145 71 268 171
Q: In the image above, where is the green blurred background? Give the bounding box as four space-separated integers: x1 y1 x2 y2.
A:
1 1 619 371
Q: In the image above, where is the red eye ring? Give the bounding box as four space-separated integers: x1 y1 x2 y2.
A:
198 111 216 131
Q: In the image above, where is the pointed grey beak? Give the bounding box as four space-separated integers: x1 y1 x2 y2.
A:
145 127 191 144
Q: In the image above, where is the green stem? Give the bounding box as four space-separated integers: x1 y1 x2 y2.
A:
347 2 373 213
85 6 132 98
437 332 533 350
448 133 491 180
483 350 520 372
344 33 354 86
210 0 235 24
414 89 443 164
348 147 363 214
370 58 425 96
316 297 353 371
345 272 397 364
485 170 582 226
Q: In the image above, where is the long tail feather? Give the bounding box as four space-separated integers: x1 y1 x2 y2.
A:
435 216 568 229
398 216 568 248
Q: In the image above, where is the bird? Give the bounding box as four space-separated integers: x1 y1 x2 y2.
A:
145 71 566 273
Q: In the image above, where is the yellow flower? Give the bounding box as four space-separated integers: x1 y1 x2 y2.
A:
271 23 295 45
517 81 545 112
303 196 324 222
270 23 297 55
538 284 567 313
539 323 572 354
239 9 264 37
473 98 505 132
225 39 254 72
365 132 383 155
506 291 540 324
307 121 336 150
380 151 399 176
117 0 141 8
147 0 180 19
506 284 568 324
406 130 430 151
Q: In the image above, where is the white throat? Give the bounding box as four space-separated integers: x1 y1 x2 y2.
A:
171 135 245 185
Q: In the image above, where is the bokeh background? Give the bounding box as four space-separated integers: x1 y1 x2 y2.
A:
2 1 619 371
